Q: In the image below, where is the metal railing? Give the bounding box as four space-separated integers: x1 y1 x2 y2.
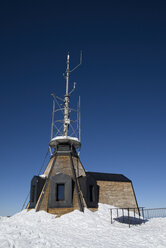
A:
110 207 145 228
143 208 166 219
110 207 166 227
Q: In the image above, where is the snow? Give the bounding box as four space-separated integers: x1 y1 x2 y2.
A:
51 136 79 142
39 174 46 178
49 136 81 148
0 204 166 248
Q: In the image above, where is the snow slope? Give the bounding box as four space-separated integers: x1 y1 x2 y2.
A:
0 204 166 248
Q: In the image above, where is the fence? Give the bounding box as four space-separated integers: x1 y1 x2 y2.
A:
143 208 166 219
110 207 166 228
110 207 144 228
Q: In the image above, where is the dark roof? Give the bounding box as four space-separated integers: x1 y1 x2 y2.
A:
86 172 131 182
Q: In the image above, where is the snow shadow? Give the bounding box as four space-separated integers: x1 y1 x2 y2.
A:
114 216 148 225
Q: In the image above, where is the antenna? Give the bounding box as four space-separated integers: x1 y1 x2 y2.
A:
49 52 82 151
70 51 82 73
63 52 82 137
69 82 76 95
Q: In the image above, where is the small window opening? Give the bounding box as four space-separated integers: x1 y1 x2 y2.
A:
31 185 35 202
56 184 65 201
89 185 94 202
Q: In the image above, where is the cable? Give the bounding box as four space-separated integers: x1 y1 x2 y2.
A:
21 148 50 211
37 148 50 176
21 192 30 211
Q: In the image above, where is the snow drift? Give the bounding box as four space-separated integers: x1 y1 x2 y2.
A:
0 204 166 248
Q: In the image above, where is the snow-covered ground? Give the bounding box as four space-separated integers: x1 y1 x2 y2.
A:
0 204 166 248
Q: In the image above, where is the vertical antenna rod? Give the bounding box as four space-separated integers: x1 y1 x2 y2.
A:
64 53 70 136
63 52 82 137
66 53 70 95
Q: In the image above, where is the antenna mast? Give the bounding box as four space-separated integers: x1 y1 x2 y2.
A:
63 52 82 136
64 53 70 136
49 52 82 150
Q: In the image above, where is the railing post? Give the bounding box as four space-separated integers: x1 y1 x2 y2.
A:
138 207 141 224
142 207 145 223
110 209 112 224
122 208 124 223
128 208 130 228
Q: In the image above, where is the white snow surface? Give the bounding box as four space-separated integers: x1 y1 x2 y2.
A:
0 204 166 248
51 136 79 142
39 174 46 178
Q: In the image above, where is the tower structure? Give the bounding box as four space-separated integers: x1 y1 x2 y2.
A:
28 54 139 216
49 52 81 153
28 53 88 215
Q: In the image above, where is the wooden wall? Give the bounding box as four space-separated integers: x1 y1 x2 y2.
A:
97 181 138 208
31 154 138 216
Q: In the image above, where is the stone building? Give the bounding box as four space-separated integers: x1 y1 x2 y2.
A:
27 54 138 215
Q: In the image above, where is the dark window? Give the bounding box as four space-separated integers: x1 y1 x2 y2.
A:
89 185 94 202
56 184 65 201
31 185 35 202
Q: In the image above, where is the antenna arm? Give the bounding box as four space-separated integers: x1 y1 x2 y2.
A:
51 93 64 102
69 82 76 95
69 51 82 73
69 63 81 73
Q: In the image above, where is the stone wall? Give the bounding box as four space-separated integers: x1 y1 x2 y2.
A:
31 154 138 216
34 154 86 214
97 181 138 208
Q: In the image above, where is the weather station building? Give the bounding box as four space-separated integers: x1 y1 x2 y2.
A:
27 54 138 216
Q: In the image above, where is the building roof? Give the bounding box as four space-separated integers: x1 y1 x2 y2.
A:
86 172 131 182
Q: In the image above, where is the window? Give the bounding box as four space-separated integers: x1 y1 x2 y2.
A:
56 184 65 201
89 185 94 202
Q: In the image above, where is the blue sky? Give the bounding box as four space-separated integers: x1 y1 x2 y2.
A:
0 0 166 216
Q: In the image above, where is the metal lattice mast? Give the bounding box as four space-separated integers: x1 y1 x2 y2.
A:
49 52 82 149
